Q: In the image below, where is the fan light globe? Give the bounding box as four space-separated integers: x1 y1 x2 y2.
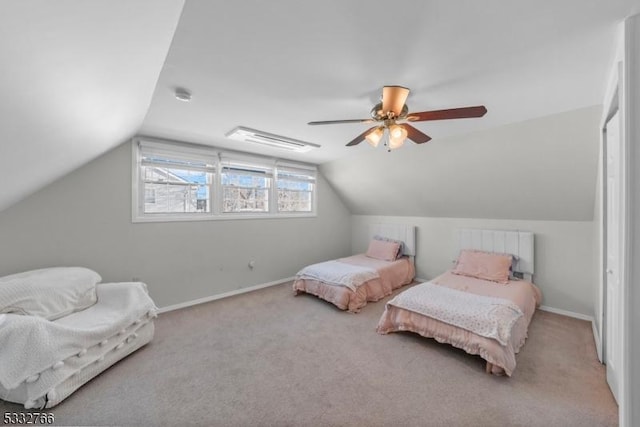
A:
388 124 407 149
365 127 384 147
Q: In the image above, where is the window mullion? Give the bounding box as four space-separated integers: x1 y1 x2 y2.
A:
270 170 277 214
213 158 221 215
133 138 316 221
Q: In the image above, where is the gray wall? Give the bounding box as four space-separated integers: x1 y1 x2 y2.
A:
352 215 595 316
0 141 352 308
321 106 601 221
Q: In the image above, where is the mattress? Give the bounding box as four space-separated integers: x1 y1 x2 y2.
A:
376 271 541 376
0 321 154 409
293 254 415 312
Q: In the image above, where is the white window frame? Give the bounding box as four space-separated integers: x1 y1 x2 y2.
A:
219 153 275 216
275 161 317 214
132 138 217 222
132 137 318 223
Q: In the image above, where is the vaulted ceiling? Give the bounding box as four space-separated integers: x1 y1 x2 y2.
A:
0 0 638 213
0 0 184 212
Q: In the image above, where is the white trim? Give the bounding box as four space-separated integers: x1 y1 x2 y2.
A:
597 34 623 367
131 136 319 222
538 305 594 322
133 212 316 223
593 319 603 362
622 13 640 427
157 277 294 314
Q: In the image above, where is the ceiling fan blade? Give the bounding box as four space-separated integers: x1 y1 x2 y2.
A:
407 105 487 122
346 126 378 146
308 118 374 125
400 124 432 144
382 86 410 117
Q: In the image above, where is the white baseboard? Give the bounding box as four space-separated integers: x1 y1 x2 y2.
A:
158 277 295 314
538 305 594 322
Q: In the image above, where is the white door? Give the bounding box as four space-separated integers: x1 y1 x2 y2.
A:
605 110 621 403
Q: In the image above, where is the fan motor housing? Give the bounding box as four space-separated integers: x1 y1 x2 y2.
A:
371 102 409 120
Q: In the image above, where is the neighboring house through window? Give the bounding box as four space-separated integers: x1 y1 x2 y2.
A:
132 138 317 222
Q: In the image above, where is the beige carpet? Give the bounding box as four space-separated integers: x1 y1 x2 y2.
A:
0 282 617 426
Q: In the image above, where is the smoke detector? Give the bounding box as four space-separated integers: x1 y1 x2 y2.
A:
174 88 192 102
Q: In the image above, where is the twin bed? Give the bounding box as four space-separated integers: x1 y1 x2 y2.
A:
293 224 416 313
294 226 541 376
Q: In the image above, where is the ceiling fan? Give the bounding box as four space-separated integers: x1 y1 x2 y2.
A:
308 86 487 150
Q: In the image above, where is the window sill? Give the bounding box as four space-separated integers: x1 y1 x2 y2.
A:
132 212 317 223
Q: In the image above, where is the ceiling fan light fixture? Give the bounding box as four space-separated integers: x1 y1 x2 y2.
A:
388 124 407 149
307 85 487 150
365 127 384 147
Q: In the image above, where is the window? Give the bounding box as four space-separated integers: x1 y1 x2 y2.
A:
276 163 316 213
221 157 273 214
132 138 317 222
142 165 211 214
135 140 216 219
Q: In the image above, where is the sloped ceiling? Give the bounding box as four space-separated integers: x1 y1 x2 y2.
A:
0 0 184 212
140 0 638 165
321 106 602 221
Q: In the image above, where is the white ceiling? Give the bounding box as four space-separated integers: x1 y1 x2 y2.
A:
141 0 639 164
1 0 639 213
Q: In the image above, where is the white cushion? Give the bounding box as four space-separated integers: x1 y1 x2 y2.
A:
0 267 100 320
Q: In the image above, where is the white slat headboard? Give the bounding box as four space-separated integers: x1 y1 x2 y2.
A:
369 224 416 257
453 229 534 278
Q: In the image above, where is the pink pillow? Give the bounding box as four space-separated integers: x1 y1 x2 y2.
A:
365 239 400 262
452 250 512 284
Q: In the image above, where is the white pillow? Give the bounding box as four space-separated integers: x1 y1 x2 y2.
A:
0 267 100 320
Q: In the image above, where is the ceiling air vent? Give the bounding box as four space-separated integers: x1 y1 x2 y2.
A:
225 126 320 153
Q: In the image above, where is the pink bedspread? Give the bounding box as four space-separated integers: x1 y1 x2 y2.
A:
377 271 541 376
293 254 415 313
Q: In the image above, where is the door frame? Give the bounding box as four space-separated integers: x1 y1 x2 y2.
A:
599 23 628 423
599 15 640 426
621 14 640 427
601 84 621 400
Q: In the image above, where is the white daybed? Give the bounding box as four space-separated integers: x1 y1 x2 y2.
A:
0 267 157 408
